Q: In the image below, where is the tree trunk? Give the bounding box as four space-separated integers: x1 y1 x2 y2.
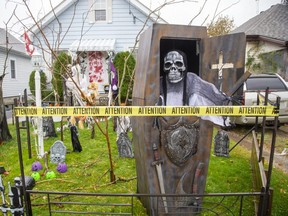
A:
0 76 12 144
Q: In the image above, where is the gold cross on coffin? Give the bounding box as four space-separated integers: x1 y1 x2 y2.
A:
211 51 234 91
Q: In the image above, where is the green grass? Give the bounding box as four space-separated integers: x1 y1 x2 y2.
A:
1 119 287 215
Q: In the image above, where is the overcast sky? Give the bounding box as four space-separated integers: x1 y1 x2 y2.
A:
0 0 282 38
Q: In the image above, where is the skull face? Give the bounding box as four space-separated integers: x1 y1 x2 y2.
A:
164 51 186 83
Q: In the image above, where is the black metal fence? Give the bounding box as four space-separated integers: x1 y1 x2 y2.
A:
26 190 265 215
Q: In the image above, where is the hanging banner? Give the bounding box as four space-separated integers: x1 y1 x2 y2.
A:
14 106 278 117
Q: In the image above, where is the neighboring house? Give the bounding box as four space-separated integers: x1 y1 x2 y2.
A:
232 4 288 80
29 0 167 93
0 28 33 105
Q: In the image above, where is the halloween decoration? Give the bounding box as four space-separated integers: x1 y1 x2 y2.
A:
0 175 35 215
50 141 67 164
57 163 68 173
116 133 134 158
214 130 230 157
42 116 57 137
31 161 43 171
132 24 245 215
45 171 56 179
70 126 82 152
31 172 41 181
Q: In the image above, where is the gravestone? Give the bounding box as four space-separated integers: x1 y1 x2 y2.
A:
116 116 133 158
132 23 245 215
50 141 66 164
43 117 57 137
214 130 230 157
116 132 134 158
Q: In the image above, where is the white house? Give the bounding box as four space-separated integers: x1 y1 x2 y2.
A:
0 28 33 105
29 0 167 94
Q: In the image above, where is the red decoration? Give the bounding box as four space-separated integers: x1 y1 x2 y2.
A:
88 51 103 83
23 31 35 56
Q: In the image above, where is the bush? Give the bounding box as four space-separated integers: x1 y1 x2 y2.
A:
52 52 71 102
29 70 48 100
113 51 135 104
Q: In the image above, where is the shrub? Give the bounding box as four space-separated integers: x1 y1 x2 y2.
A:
29 70 48 100
52 52 71 102
113 51 135 104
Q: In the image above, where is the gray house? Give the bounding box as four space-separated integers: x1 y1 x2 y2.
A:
232 4 288 79
0 28 33 105
29 0 166 93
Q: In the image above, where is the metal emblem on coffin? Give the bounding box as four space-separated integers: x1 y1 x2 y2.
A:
161 123 199 166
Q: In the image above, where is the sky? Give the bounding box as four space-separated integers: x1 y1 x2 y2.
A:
0 0 282 38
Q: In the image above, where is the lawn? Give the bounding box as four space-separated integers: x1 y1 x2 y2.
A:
1 118 287 215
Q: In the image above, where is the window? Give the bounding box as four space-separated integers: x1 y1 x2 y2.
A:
88 0 112 23
246 76 287 91
10 59 16 79
95 0 106 21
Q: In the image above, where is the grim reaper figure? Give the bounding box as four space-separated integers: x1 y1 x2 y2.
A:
154 50 231 212
159 50 230 125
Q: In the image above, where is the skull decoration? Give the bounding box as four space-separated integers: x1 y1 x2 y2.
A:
31 161 43 171
31 172 41 181
57 162 68 173
164 51 186 83
45 171 56 179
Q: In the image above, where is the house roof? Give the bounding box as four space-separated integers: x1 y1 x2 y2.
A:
232 4 288 43
30 0 167 35
0 28 28 57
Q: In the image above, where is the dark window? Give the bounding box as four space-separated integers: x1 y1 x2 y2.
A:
246 76 287 91
95 0 106 21
10 60 16 79
95 10 106 21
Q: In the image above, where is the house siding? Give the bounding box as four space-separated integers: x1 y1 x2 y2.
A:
34 0 154 53
31 0 158 93
2 51 32 99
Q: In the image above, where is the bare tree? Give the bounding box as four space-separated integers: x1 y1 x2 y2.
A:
0 12 14 144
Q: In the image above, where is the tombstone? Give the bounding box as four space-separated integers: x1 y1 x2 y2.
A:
50 141 66 164
70 125 82 152
116 116 133 157
132 23 246 215
116 132 134 158
43 117 57 137
214 130 230 157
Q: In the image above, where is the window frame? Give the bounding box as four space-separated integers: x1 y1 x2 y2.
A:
88 0 112 24
95 0 107 22
10 59 16 79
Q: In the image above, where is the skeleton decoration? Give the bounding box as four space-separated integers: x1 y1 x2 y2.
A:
161 50 231 126
163 51 186 83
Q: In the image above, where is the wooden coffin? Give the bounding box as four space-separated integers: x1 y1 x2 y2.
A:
132 23 246 215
